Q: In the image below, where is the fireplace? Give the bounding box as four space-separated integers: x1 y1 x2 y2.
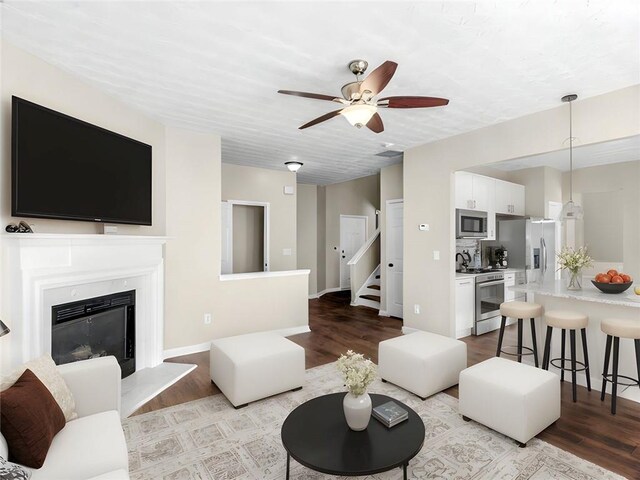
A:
52 290 136 378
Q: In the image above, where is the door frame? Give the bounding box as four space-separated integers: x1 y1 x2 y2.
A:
339 214 368 289
225 200 270 273
386 199 404 318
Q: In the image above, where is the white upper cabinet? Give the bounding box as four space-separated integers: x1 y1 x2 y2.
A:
454 172 495 211
495 179 525 216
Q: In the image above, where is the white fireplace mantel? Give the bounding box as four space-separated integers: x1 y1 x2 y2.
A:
1 233 167 371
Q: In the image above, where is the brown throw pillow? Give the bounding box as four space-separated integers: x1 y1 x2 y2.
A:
0 369 65 468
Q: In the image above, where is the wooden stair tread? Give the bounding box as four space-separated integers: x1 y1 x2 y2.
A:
367 284 381 290
359 294 381 302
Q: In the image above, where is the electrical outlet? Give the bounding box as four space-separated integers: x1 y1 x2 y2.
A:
204 313 212 325
414 304 421 314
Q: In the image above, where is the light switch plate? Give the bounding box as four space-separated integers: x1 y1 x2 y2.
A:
283 185 294 195
283 248 292 256
433 250 440 260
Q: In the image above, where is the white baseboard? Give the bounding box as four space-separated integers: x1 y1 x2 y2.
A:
163 342 211 360
163 325 311 359
378 310 389 317
315 287 348 298
401 326 421 335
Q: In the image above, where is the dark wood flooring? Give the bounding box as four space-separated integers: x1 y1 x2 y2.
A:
134 291 640 479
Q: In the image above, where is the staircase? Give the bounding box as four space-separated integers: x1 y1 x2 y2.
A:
352 266 381 310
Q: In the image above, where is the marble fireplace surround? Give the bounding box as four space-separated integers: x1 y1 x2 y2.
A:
1 234 167 371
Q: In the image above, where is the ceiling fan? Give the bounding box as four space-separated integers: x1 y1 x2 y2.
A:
278 59 449 134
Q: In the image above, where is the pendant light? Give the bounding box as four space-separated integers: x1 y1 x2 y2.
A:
560 94 583 220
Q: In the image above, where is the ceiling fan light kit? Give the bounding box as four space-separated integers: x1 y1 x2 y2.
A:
559 93 584 221
277 59 449 134
285 161 303 173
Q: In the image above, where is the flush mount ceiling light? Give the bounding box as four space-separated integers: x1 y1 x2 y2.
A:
559 94 584 221
285 161 303 173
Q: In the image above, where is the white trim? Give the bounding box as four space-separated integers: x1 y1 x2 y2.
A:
347 228 380 266
402 326 421 335
340 214 368 289
219 269 309 281
226 199 270 272
315 287 348 298
378 310 389 317
162 326 311 359
387 198 404 205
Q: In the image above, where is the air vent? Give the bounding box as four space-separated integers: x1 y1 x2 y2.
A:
55 305 86 322
375 150 403 158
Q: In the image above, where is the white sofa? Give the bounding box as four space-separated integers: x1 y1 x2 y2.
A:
210 332 305 408
1 356 129 480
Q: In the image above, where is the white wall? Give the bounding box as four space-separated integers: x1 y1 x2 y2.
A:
221 163 297 272
404 85 640 337
297 184 318 295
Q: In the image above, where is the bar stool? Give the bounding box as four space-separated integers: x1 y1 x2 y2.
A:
541 310 590 402
600 318 640 415
496 301 542 367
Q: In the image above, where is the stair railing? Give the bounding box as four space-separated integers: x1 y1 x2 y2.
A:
347 228 380 304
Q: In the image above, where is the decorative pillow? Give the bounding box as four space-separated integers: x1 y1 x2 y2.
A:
0 369 65 469
0 456 31 480
0 355 77 421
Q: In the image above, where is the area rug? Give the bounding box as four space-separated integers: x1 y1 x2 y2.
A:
123 363 624 480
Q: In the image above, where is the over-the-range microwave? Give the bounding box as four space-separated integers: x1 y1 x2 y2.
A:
456 209 488 238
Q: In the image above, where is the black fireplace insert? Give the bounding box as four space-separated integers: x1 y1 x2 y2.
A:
51 290 135 378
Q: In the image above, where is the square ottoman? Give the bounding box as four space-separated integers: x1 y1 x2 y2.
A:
459 357 560 447
210 332 305 408
378 331 467 400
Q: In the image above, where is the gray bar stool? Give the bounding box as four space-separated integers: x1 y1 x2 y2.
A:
541 310 590 402
497 301 542 367
600 318 640 415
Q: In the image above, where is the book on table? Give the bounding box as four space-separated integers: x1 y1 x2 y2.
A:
372 401 408 427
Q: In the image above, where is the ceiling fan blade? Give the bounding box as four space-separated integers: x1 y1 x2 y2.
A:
366 113 384 134
379 96 449 108
359 61 398 96
299 109 343 130
278 90 339 102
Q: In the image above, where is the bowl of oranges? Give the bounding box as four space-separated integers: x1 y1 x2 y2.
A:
592 269 633 294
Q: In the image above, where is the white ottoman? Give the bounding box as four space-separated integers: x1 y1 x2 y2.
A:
378 331 467 400
210 332 305 408
459 357 560 447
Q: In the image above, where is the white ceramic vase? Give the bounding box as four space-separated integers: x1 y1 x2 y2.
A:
343 391 372 431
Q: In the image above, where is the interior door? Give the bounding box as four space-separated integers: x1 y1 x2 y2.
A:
386 201 404 318
340 216 367 289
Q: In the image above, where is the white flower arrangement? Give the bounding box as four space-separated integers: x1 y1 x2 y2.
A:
336 350 376 397
557 246 593 274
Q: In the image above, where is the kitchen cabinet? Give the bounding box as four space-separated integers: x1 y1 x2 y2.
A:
454 172 494 211
455 277 475 338
504 272 516 302
495 180 525 216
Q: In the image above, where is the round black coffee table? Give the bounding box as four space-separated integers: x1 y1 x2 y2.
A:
281 393 424 479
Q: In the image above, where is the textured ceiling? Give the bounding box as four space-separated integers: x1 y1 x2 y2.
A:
489 135 640 172
1 1 638 185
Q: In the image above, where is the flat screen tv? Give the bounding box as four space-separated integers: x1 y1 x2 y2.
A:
12 96 152 226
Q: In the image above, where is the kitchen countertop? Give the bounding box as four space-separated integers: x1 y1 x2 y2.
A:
511 280 640 308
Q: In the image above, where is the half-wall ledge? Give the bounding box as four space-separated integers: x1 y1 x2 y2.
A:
219 269 311 281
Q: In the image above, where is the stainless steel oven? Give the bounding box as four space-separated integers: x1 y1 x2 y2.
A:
456 209 488 238
473 272 505 335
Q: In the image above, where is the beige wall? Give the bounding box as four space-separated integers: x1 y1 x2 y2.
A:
232 204 264 273
505 166 563 218
404 85 640 337
562 160 639 276
324 174 380 290
316 186 327 292
380 163 403 312
296 184 318 295
221 163 297 272
0 40 167 235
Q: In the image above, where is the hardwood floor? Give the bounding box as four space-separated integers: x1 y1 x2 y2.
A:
134 291 640 479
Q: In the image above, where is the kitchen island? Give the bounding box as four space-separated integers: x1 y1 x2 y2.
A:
511 280 640 404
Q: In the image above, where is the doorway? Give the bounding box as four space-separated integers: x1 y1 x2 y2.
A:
221 200 270 274
339 215 368 289
386 200 403 318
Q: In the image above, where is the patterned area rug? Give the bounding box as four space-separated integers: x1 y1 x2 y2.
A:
123 363 623 479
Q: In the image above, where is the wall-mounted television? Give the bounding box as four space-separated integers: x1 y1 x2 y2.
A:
12 96 152 226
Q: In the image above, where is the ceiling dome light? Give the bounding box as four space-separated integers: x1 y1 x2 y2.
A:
285 161 303 173
341 104 377 128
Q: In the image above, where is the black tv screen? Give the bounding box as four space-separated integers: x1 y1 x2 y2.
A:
12 96 152 225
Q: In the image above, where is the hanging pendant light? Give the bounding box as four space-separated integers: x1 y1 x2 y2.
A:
560 94 583 220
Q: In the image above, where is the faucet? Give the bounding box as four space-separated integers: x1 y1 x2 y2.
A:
456 252 469 271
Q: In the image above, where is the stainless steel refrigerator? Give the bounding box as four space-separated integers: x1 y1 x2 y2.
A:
496 218 557 285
